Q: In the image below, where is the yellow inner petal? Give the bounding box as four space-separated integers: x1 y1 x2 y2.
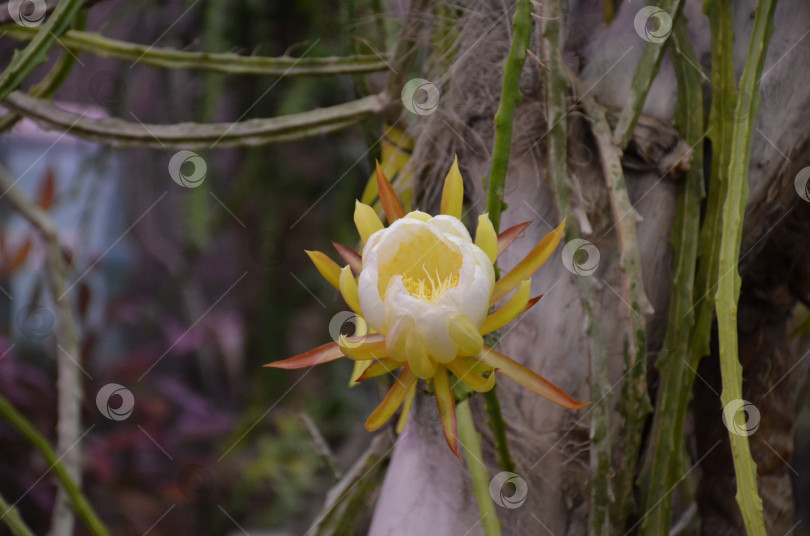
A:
378 228 463 302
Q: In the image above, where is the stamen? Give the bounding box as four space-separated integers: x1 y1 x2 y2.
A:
401 264 459 303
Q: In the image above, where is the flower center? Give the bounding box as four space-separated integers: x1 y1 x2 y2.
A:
377 226 463 301
401 265 459 303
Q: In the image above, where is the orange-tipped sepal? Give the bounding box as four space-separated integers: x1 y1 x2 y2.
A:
375 161 405 224
433 366 461 458
338 333 387 361
497 221 531 259
491 218 565 304
265 341 344 369
476 346 588 410
332 242 362 274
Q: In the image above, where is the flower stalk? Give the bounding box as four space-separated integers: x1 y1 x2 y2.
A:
457 400 502 536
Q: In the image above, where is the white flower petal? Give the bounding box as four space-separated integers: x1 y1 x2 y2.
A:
357 264 385 332
427 215 472 241
356 212 497 374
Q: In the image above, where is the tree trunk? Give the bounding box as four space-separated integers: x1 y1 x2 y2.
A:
370 0 810 534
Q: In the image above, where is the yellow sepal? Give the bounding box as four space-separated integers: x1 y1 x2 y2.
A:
446 357 496 393
349 360 372 387
475 214 498 263
354 200 384 244
339 265 362 314
395 383 417 434
440 156 463 219
480 279 531 335
305 250 341 289
338 333 387 361
365 366 418 431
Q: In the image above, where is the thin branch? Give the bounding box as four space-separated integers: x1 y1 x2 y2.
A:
484 0 532 232
0 162 86 536
306 433 393 535
0 0 85 102
538 1 612 534
638 20 705 536
480 0 533 474
481 386 515 472
715 1 778 533
0 24 391 77
0 13 86 133
573 74 654 531
0 491 35 536
690 0 735 366
2 91 388 149
611 0 685 149
0 395 108 536
0 0 105 24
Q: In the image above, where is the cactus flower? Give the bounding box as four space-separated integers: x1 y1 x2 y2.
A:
266 158 586 456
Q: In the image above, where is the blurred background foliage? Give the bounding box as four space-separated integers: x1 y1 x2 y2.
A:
0 0 396 534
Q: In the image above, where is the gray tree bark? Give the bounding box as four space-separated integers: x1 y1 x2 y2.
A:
369 0 810 534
